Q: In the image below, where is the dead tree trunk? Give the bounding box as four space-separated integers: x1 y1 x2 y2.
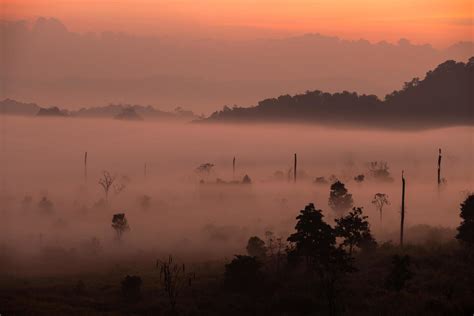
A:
294 153 297 183
233 157 236 180
84 151 88 184
437 148 442 186
400 170 406 247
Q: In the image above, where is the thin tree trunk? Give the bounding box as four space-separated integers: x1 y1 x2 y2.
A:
84 151 88 184
233 156 235 180
294 153 297 183
400 171 406 247
437 148 442 185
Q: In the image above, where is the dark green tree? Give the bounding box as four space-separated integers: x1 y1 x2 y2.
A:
287 203 355 316
456 194 474 247
328 181 353 215
287 203 336 265
335 207 377 254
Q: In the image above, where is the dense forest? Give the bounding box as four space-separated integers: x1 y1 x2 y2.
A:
205 58 473 128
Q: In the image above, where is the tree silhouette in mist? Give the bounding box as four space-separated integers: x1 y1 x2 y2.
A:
328 181 353 215
456 194 474 248
335 207 377 254
99 171 115 203
112 213 130 241
372 193 390 222
287 203 355 316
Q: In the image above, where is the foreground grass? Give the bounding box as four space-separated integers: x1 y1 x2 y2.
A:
1 242 473 315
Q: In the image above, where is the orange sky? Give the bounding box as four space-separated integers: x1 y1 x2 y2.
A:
2 0 473 46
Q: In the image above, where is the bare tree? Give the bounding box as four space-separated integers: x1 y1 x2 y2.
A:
372 193 390 222
156 255 194 311
99 171 115 202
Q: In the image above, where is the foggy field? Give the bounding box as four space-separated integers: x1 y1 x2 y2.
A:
0 116 472 276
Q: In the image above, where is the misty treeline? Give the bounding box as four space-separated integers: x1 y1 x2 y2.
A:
206 58 473 127
0 99 198 121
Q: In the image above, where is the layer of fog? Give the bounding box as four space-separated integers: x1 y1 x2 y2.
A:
0 117 472 275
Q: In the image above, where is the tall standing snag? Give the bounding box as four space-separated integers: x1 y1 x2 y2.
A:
84 151 88 184
400 171 406 247
294 153 297 183
437 148 442 186
233 156 236 180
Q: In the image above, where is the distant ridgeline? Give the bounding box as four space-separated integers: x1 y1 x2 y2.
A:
0 101 198 121
204 58 473 128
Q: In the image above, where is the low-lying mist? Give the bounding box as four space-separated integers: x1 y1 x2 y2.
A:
0 116 472 275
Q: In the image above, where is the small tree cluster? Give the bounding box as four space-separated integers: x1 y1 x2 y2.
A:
368 161 393 182
335 207 377 254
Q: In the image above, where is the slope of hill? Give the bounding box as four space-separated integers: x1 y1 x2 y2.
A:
203 58 473 128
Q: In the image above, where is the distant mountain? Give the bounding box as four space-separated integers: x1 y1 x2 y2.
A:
2 17 473 112
0 100 198 121
202 58 473 128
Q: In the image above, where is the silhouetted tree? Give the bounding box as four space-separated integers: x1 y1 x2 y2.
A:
354 174 365 183
372 193 390 222
99 171 115 202
335 207 377 254
246 236 267 259
112 213 130 241
156 255 194 310
385 255 413 292
456 194 474 248
287 203 335 265
328 181 353 215
242 174 252 184
287 203 355 316
224 255 263 291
